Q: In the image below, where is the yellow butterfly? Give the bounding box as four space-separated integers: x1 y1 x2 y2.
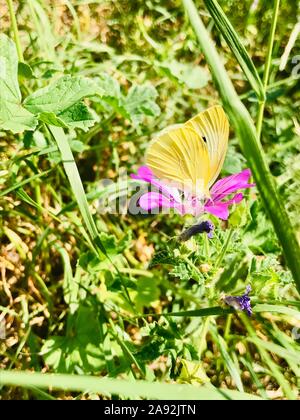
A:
146 105 229 197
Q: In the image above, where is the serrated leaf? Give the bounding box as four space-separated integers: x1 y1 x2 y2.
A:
160 60 210 89
98 232 131 256
23 75 102 114
170 262 191 281
0 34 38 133
123 84 161 125
38 112 67 127
222 146 246 174
58 102 98 132
149 249 177 267
38 102 98 131
97 73 122 109
95 76 161 126
228 200 249 228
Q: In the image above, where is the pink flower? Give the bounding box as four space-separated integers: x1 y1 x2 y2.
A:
131 166 255 220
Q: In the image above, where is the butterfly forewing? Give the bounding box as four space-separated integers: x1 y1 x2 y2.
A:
146 125 210 196
185 105 229 187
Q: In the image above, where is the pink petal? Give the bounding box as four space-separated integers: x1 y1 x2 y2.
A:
131 166 154 183
139 192 183 213
210 169 255 202
131 166 181 202
205 193 243 220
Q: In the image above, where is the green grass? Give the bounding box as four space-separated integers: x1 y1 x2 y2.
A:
0 0 299 400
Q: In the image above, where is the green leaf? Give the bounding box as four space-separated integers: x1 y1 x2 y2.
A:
99 232 131 256
18 62 35 79
94 75 161 126
38 102 98 131
123 84 161 125
58 102 99 132
38 112 67 127
48 126 102 255
70 139 88 153
149 249 178 268
222 145 246 174
23 75 102 114
160 60 210 89
97 73 122 109
41 306 105 374
170 262 191 281
135 277 160 310
140 307 234 318
203 0 265 101
56 245 79 314
0 34 37 133
228 200 249 228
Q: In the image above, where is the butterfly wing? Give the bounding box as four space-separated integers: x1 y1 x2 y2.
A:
185 105 229 186
146 125 210 196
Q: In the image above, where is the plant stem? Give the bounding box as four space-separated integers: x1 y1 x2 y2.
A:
215 228 234 269
256 0 280 140
203 233 210 259
6 0 24 62
198 316 210 357
108 319 144 379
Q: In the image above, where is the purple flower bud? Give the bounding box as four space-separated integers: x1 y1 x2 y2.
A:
224 285 252 316
179 220 214 242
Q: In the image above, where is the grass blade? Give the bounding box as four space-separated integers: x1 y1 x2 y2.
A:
240 313 296 399
0 169 52 197
204 0 265 101
256 0 280 140
56 245 79 314
136 307 234 318
248 337 300 365
48 125 103 255
253 304 300 321
210 324 244 392
0 370 262 400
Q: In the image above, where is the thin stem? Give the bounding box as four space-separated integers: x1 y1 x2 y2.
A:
198 316 210 357
203 233 210 260
108 319 144 379
183 255 202 280
256 0 280 140
215 228 234 269
6 0 24 62
224 313 233 340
